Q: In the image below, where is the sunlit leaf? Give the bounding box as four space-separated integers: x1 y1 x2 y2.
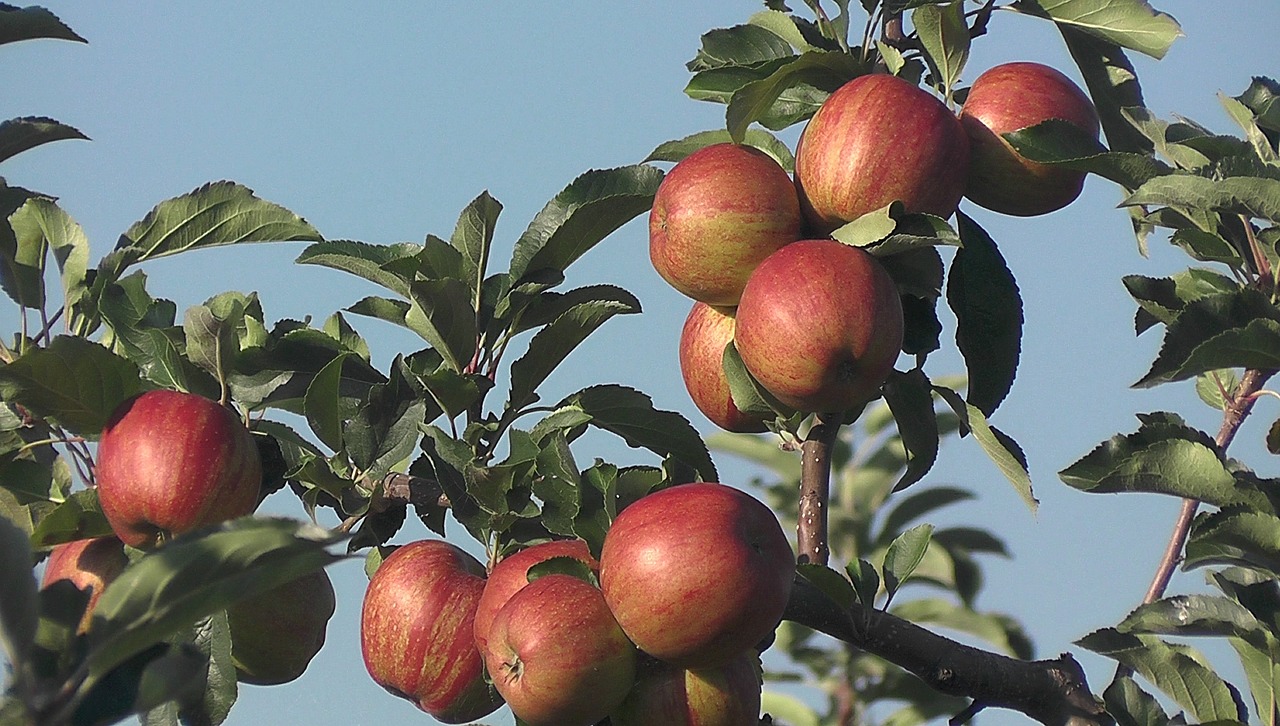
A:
726 51 863 141
882 524 934 603
1015 0 1182 59
912 1 968 97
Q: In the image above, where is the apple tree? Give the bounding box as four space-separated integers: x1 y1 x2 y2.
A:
2 1 1280 725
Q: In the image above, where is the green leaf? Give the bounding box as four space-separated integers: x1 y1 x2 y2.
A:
882 369 939 492
831 203 898 249
882 523 934 604
1221 93 1279 166
451 191 502 299
75 642 207 726
0 516 36 676
723 340 788 418
1104 675 1171 726
796 562 854 608
1004 119 1171 190
1237 78 1280 136
84 517 344 685
179 612 237 726
846 559 881 612
343 360 427 477
1016 0 1182 59
1135 289 1280 388
506 297 640 412
0 336 142 435
1058 28 1152 156
1059 413 1265 509
185 293 256 386
294 240 421 298
554 385 717 483
1185 508 1280 574
1123 270 1240 334
686 23 797 72
1077 628 1246 721
1123 175 1280 224
934 385 1036 512
110 182 323 274
912 1 968 97
9 197 91 324
29 488 113 548
644 129 796 172
302 353 355 452
0 5 86 45
725 51 863 142
406 277 477 373
532 433 580 538
508 165 664 284
0 116 88 165
947 213 1022 417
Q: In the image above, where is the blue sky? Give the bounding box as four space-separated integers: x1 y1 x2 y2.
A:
6 2 1280 724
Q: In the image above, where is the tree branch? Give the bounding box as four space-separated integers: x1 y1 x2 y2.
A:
798 415 840 565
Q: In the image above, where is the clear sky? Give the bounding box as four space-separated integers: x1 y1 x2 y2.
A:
6 3 1280 725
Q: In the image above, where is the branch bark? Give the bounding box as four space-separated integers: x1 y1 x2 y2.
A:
797 415 840 565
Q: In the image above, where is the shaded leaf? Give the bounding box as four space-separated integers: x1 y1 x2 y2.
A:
1185 508 1280 575
796 562 854 608
0 336 142 435
1058 27 1151 156
0 116 88 164
451 192 502 298
1135 289 1280 388
644 129 796 172
1105 675 1171 726
687 23 797 72
1004 119 1171 189
0 516 36 675
0 4 86 45
882 369 939 492
726 51 863 142
405 277 478 373
934 385 1036 512
9 197 90 325
1123 175 1280 224
29 488 113 548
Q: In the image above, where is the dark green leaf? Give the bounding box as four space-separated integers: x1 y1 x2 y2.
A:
947 213 1022 417
722 340 788 418
555 385 717 482
1104 675 1171 726
726 51 863 142
644 129 796 172
9 197 91 326
1123 270 1240 333
0 4 86 45
184 293 256 385
1016 0 1182 59
1004 119 1171 189
532 433 580 538
934 385 1036 512
1058 28 1152 155
294 240 420 298
846 559 880 612
179 612 237 726
1237 77 1280 135
406 277 478 373
344 361 427 477
73 643 206 726
1077 628 1246 722
687 23 797 72
1118 594 1270 646
84 517 344 684
508 165 664 284
1185 508 1280 574
912 1 968 96
1135 289 1280 388
402 349 487 421
526 555 597 586
0 515 36 675
0 336 142 435
29 488 113 547
796 562 854 608
511 285 641 337
303 353 352 452
1123 175 1280 224
0 116 88 165
451 192 502 298
882 369 939 492
883 523 934 603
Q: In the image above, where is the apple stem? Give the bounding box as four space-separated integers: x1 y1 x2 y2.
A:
797 413 840 566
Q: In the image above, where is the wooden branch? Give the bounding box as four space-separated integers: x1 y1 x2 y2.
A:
797 415 840 565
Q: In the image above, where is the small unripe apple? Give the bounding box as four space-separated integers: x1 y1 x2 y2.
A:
41 536 128 633
226 568 336 685
361 540 503 723
600 482 794 669
96 389 262 549
679 302 769 433
795 74 969 234
650 143 802 306
734 240 903 413
472 538 599 655
960 61 1100 216
612 651 763 726
484 573 637 726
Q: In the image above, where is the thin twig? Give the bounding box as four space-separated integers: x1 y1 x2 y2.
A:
798 414 840 565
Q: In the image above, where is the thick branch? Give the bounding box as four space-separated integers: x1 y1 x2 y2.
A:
785 578 1112 726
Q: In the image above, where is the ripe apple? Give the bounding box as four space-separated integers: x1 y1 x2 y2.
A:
225 568 335 685
483 573 637 726
41 535 128 633
733 240 903 413
599 482 794 669
679 302 769 434
612 651 763 726
361 540 503 723
650 142 802 306
960 61 1100 216
794 73 969 234
472 538 598 656
96 389 262 549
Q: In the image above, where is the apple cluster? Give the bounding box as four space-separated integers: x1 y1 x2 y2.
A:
360 481 794 725
655 64 1098 430
41 389 336 686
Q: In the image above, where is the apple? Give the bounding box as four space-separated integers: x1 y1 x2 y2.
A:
650 142 802 306
225 568 336 685
612 651 763 726
733 239 903 413
361 540 503 723
96 389 262 549
959 61 1100 216
599 482 794 669
472 538 598 656
41 535 128 633
483 573 637 726
679 302 769 433
794 73 969 234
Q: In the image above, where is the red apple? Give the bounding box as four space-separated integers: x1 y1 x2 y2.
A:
599 482 794 669
41 535 128 633
679 302 770 433
612 651 763 726
226 568 335 685
483 573 637 726
794 73 969 234
650 143 802 306
361 540 502 723
473 538 599 655
734 240 903 413
96 389 262 549
960 61 1100 216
